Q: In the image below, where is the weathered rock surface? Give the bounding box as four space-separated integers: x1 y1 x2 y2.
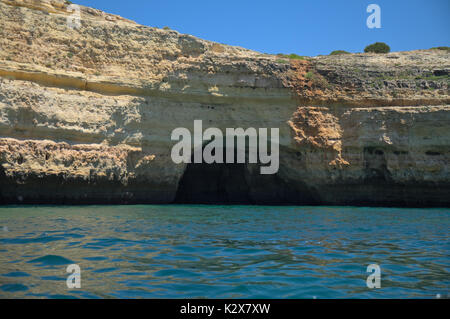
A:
0 0 449 206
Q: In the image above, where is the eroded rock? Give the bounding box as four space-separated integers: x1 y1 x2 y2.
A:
0 0 449 206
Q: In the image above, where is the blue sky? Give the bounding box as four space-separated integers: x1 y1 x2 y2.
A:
75 0 449 56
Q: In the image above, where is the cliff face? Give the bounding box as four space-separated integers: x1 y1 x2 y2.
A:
0 0 449 206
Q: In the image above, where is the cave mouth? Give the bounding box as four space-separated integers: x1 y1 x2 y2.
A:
174 146 316 205
174 161 253 204
174 142 259 204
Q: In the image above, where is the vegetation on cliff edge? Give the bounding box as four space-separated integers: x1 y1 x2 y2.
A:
364 42 391 54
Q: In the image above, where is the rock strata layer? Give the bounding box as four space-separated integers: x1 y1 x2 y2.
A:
0 0 449 206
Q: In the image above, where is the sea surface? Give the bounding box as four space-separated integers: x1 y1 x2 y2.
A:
0 205 448 299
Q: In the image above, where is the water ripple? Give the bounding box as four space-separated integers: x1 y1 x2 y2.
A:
0 205 448 298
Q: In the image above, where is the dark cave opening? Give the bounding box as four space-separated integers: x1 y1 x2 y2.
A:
173 145 318 205
174 142 259 204
174 161 253 204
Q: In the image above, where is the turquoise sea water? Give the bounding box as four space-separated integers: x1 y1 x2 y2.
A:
0 205 448 299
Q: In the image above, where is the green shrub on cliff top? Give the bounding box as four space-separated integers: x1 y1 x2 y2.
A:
430 46 450 51
330 50 350 55
364 42 390 54
276 53 306 60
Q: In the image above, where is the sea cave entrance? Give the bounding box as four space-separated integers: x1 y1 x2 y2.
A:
174 143 310 205
175 161 252 204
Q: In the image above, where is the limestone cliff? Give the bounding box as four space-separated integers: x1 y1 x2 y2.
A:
0 0 449 206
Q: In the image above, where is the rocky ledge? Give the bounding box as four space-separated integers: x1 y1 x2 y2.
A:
0 0 449 206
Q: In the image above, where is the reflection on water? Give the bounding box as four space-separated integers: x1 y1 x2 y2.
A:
0 205 448 298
